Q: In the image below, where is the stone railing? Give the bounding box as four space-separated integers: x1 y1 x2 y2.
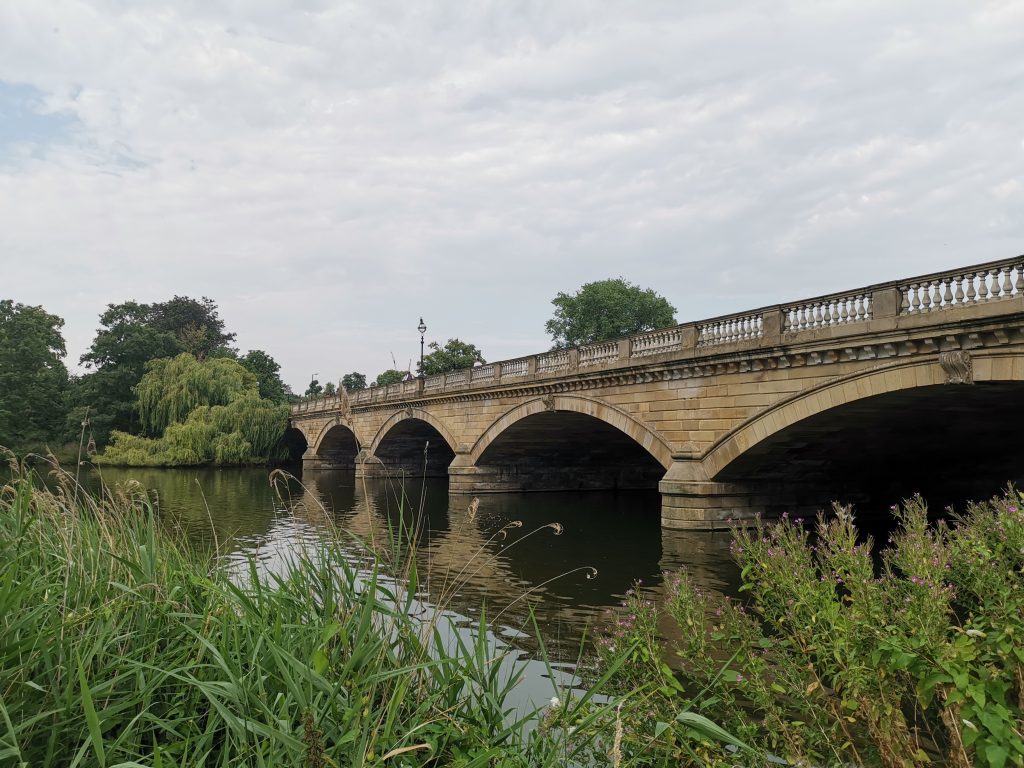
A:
900 262 1024 314
579 340 619 367
293 255 1024 415
697 313 764 347
783 291 872 333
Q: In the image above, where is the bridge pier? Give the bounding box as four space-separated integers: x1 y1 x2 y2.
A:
658 460 772 530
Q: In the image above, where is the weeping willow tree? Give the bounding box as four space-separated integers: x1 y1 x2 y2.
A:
102 355 289 466
136 354 258 435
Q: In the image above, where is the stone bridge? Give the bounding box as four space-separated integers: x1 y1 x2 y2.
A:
290 256 1024 529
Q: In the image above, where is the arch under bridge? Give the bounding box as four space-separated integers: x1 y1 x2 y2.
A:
290 256 1024 528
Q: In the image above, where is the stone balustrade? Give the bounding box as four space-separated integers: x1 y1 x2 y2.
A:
900 262 1024 314
294 254 1024 414
783 291 871 333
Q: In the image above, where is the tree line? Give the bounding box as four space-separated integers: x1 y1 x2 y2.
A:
1 278 676 464
313 277 677 395
0 296 295 464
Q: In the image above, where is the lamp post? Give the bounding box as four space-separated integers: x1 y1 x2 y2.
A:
417 318 427 377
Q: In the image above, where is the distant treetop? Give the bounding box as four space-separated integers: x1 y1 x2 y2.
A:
545 278 676 349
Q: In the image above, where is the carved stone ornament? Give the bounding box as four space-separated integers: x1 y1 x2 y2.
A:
542 395 556 412
404 407 414 419
938 350 973 385
338 386 352 422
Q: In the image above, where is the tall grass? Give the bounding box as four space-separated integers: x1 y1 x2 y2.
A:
0 458 644 767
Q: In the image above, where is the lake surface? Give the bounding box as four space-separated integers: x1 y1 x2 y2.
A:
90 466 741 662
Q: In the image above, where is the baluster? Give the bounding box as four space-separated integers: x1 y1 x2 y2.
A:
965 272 978 303
1016 264 1024 295
900 288 910 314
910 283 921 312
954 274 966 304
801 305 810 330
1001 265 1012 297
853 295 863 320
941 278 953 306
979 271 992 301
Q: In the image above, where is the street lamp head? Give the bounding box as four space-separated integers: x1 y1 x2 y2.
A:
417 318 427 335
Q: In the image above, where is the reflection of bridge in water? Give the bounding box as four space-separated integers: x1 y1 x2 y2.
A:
293 256 1024 528
284 471 737 655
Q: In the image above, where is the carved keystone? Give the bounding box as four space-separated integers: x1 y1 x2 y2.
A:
939 350 973 385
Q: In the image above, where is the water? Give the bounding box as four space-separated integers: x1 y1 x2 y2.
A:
91 466 740 655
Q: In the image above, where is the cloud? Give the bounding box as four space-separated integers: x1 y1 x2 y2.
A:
1 0 1022 389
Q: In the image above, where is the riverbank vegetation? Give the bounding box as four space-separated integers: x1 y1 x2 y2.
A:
595 496 1024 767
100 353 289 466
0 461 652 766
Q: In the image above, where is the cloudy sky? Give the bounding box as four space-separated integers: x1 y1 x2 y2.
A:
2 1 1022 392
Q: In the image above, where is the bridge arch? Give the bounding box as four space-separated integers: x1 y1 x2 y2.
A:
704 352 1024 510
309 417 363 469
369 408 459 456
470 395 674 470
366 407 459 478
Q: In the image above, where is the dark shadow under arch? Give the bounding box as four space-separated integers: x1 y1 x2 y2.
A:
374 418 456 478
716 381 1024 516
474 410 666 492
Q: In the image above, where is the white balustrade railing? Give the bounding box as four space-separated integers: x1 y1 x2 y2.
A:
697 313 763 347
445 370 467 387
385 383 401 399
784 292 871 333
351 390 370 405
423 374 444 391
631 328 682 357
472 364 495 382
537 350 570 373
579 341 619 367
402 379 419 394
901 261 1024 314
501 358 530 378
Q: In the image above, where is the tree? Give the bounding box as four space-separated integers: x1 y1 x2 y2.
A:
239 350 287 403
305 379 323 397
341 372 367 391
148 296 236 360
0 301 69 450
102 356 288 467
417 339 485 376
545 278 676 349
373 369 406 387
77 301 182 441
323 381 337 396
135 354 257 436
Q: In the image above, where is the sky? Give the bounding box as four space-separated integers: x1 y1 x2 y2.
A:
2 1 1023 393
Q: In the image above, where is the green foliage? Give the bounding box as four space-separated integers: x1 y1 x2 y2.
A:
596 495 1024 767
417 338 486 376
0 465 648 767
341 371 367 391
136 353 258 435
305 378 323 397
238 349 287 403
545 278 676 349
0 300 69 450
374 369 406 387
147 295 236 359
103 355 286 466
323 381 337 396
76 298 235 444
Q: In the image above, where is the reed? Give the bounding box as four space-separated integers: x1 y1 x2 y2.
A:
0 456 672 767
